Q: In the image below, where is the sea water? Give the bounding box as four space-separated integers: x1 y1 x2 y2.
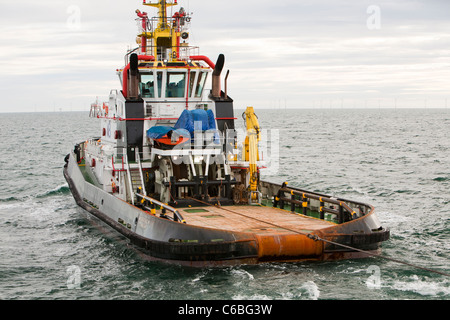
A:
0 109 448 300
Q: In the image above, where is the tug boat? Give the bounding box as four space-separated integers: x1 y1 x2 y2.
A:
64 0 389 267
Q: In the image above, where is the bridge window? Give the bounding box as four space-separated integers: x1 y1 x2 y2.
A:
195 71 208 98
166 72 186 98
140 73 155 98
157 71 163 98
189 71 196 97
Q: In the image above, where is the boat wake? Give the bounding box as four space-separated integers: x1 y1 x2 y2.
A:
390 275 450 297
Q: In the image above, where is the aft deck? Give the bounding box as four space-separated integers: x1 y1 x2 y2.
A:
178 204 336 235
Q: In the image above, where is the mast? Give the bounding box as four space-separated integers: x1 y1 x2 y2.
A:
138 0 185 61
145 0 177 29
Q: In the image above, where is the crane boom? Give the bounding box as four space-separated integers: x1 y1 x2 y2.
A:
243 107 261 204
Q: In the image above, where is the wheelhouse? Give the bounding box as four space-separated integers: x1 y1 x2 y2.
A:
130 58 209 101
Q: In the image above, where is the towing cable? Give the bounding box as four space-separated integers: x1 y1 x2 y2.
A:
186 196 449 277
307 234 450 277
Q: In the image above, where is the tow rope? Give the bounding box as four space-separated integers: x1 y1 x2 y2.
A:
307 234 450 277
186 197 450 277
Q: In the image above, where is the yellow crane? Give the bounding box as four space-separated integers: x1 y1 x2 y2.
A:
243 107 261 204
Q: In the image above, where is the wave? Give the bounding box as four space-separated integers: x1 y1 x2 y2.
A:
0 184 70 203
433 176 449 182
0 196 21 203
36 184 71 198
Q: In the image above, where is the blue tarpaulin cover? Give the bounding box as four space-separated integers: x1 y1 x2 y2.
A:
191 109 209 131
147 109 218 143
146 126 190 140
146 126 172 139
173 109 194 133
173 109 217 134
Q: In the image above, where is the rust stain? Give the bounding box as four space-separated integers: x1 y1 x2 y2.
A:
255 233 323 259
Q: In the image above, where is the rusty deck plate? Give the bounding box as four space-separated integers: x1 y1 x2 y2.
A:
179 205 335 235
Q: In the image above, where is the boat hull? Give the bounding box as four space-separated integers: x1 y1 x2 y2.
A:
64 152 389 267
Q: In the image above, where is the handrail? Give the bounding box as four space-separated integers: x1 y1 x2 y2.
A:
124 154 135 205
273 184 362 224
135 193 186 223
126 44 202 64
135 147 147 196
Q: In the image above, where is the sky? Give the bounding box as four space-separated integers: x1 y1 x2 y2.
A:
0 0 449 112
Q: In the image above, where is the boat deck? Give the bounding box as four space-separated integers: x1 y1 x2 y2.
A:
179 205 336 235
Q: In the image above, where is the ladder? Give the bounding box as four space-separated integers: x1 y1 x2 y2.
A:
124 148 147 205
130 169 144 195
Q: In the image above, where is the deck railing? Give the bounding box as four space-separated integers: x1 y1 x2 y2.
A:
125 44 201 64
136 193 186 223
272 183 371 224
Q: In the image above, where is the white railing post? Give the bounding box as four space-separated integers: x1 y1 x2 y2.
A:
124 153 135 205
136 147 147 196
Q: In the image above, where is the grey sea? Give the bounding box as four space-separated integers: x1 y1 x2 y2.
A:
0 108 448 301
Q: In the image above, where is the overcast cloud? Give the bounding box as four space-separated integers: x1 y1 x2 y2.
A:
0 0 449 112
